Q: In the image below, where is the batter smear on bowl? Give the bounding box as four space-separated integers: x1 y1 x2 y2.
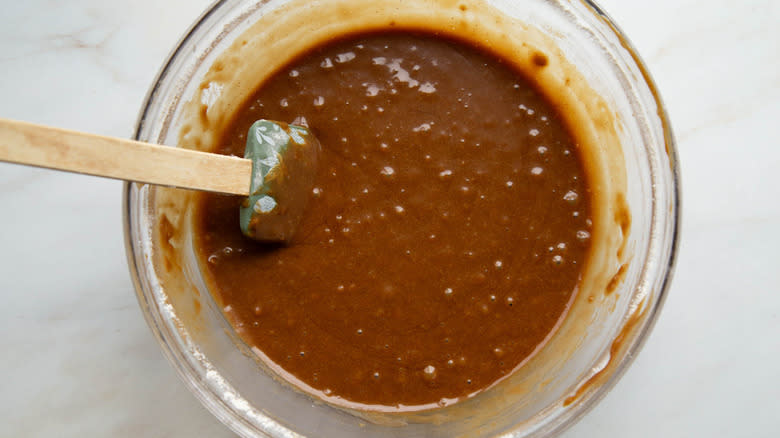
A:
195 31 593 410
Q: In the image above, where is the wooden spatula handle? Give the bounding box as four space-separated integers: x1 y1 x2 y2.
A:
0 117 251 196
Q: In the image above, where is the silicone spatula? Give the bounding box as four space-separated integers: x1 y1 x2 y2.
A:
0 117 321 242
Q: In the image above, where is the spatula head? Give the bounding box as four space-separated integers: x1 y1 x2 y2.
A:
240 120 321 242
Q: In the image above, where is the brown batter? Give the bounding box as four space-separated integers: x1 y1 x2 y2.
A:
195 31 592 409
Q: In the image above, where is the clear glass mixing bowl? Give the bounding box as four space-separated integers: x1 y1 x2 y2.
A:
124 0 679 436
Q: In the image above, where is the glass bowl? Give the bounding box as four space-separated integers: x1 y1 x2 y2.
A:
124 0 679 436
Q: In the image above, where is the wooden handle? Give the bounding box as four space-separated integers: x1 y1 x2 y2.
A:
0 117 251 196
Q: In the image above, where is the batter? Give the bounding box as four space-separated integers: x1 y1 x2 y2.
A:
195 31 592 409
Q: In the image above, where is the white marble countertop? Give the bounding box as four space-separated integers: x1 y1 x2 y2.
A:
1 0 777 436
